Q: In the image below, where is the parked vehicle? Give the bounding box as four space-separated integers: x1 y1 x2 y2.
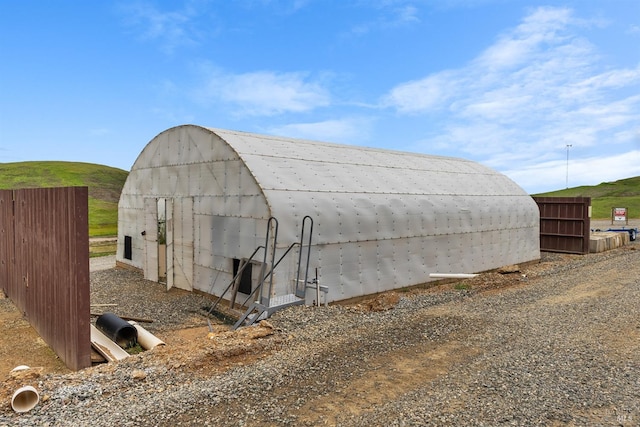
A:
594 227 638 241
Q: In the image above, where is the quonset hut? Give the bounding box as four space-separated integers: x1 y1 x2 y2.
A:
117 125 539 312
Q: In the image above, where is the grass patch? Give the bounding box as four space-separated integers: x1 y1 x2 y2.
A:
89 198 119 237
454 282 471 290
534 176 640 219
126 344 145 355
89 240 117 258
0 161 127 237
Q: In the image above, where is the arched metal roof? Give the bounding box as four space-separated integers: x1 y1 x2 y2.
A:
120 124 539 301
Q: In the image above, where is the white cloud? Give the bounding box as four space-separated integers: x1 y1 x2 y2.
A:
348 2 420 36
628 24 640 35
476 7 574 70
576 66 640 91
381 6 640 189
504 150 640 193
384 7 588 115
199 69 331 116
382 71 458 113
393 5 420 26
118 1 204 53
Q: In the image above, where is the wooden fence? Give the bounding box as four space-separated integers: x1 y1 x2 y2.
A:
533 196 591 255
0 187 91 371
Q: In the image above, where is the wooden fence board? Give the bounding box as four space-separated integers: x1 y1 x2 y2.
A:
533 196 591 255
0 187 90 371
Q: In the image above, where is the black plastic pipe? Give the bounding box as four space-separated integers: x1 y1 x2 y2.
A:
96 312 138 348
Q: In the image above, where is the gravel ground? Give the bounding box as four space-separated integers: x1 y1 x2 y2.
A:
2 241 640 426
89 266 209 333
88 255 116 272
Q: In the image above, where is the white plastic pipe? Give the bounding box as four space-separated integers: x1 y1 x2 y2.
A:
128 321 165 349
11 385 39 413
429 273 478 279
90 324 130 362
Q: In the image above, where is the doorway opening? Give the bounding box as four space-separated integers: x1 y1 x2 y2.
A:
157 198 167 284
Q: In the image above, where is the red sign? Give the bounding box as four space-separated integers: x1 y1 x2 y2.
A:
614 207 627 221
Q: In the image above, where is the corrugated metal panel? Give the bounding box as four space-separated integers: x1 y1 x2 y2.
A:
533 197 591 254
0 187 90 371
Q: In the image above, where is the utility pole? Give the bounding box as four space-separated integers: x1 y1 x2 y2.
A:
566 144 572 189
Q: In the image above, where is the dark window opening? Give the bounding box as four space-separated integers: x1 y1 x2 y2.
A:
232 258 252 294
124 236 132 260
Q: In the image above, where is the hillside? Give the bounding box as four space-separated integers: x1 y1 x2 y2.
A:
533 176 640 219
0 161 128 236
1 162 637 234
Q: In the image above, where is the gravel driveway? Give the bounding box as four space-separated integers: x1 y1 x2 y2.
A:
2 242 640 426
89 255 116 272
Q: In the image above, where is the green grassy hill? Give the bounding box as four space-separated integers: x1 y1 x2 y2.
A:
533 176 640 219
1 161 637 234
0 161 128 237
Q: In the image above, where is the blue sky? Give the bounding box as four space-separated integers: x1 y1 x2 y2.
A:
1 0 639 193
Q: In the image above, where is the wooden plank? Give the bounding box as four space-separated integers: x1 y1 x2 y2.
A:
5 187 91 371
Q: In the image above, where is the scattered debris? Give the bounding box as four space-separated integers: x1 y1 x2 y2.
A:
208 320 276 341
354 292 401 312
497 264 521 274
91 313 154 323
131 369 147 381
9 366 42 381
259 320 274 330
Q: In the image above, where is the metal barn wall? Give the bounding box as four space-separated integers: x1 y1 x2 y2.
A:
0 187 91 371
118 125 541 303
533 197 591 254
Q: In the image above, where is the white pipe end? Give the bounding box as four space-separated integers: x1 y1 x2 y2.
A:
11 385 39 413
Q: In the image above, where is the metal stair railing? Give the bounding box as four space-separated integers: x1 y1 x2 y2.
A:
259 217 279 307
232 216 315 330
205 245 265 316
232 242 300 330
238 241 299 308
295 215 313 298
240 216 315 308
232 216 279 329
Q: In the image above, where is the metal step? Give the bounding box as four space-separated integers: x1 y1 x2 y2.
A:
233 294 304 330
268 293 304 309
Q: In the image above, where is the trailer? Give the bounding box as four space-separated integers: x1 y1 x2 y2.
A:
604 227 638 241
